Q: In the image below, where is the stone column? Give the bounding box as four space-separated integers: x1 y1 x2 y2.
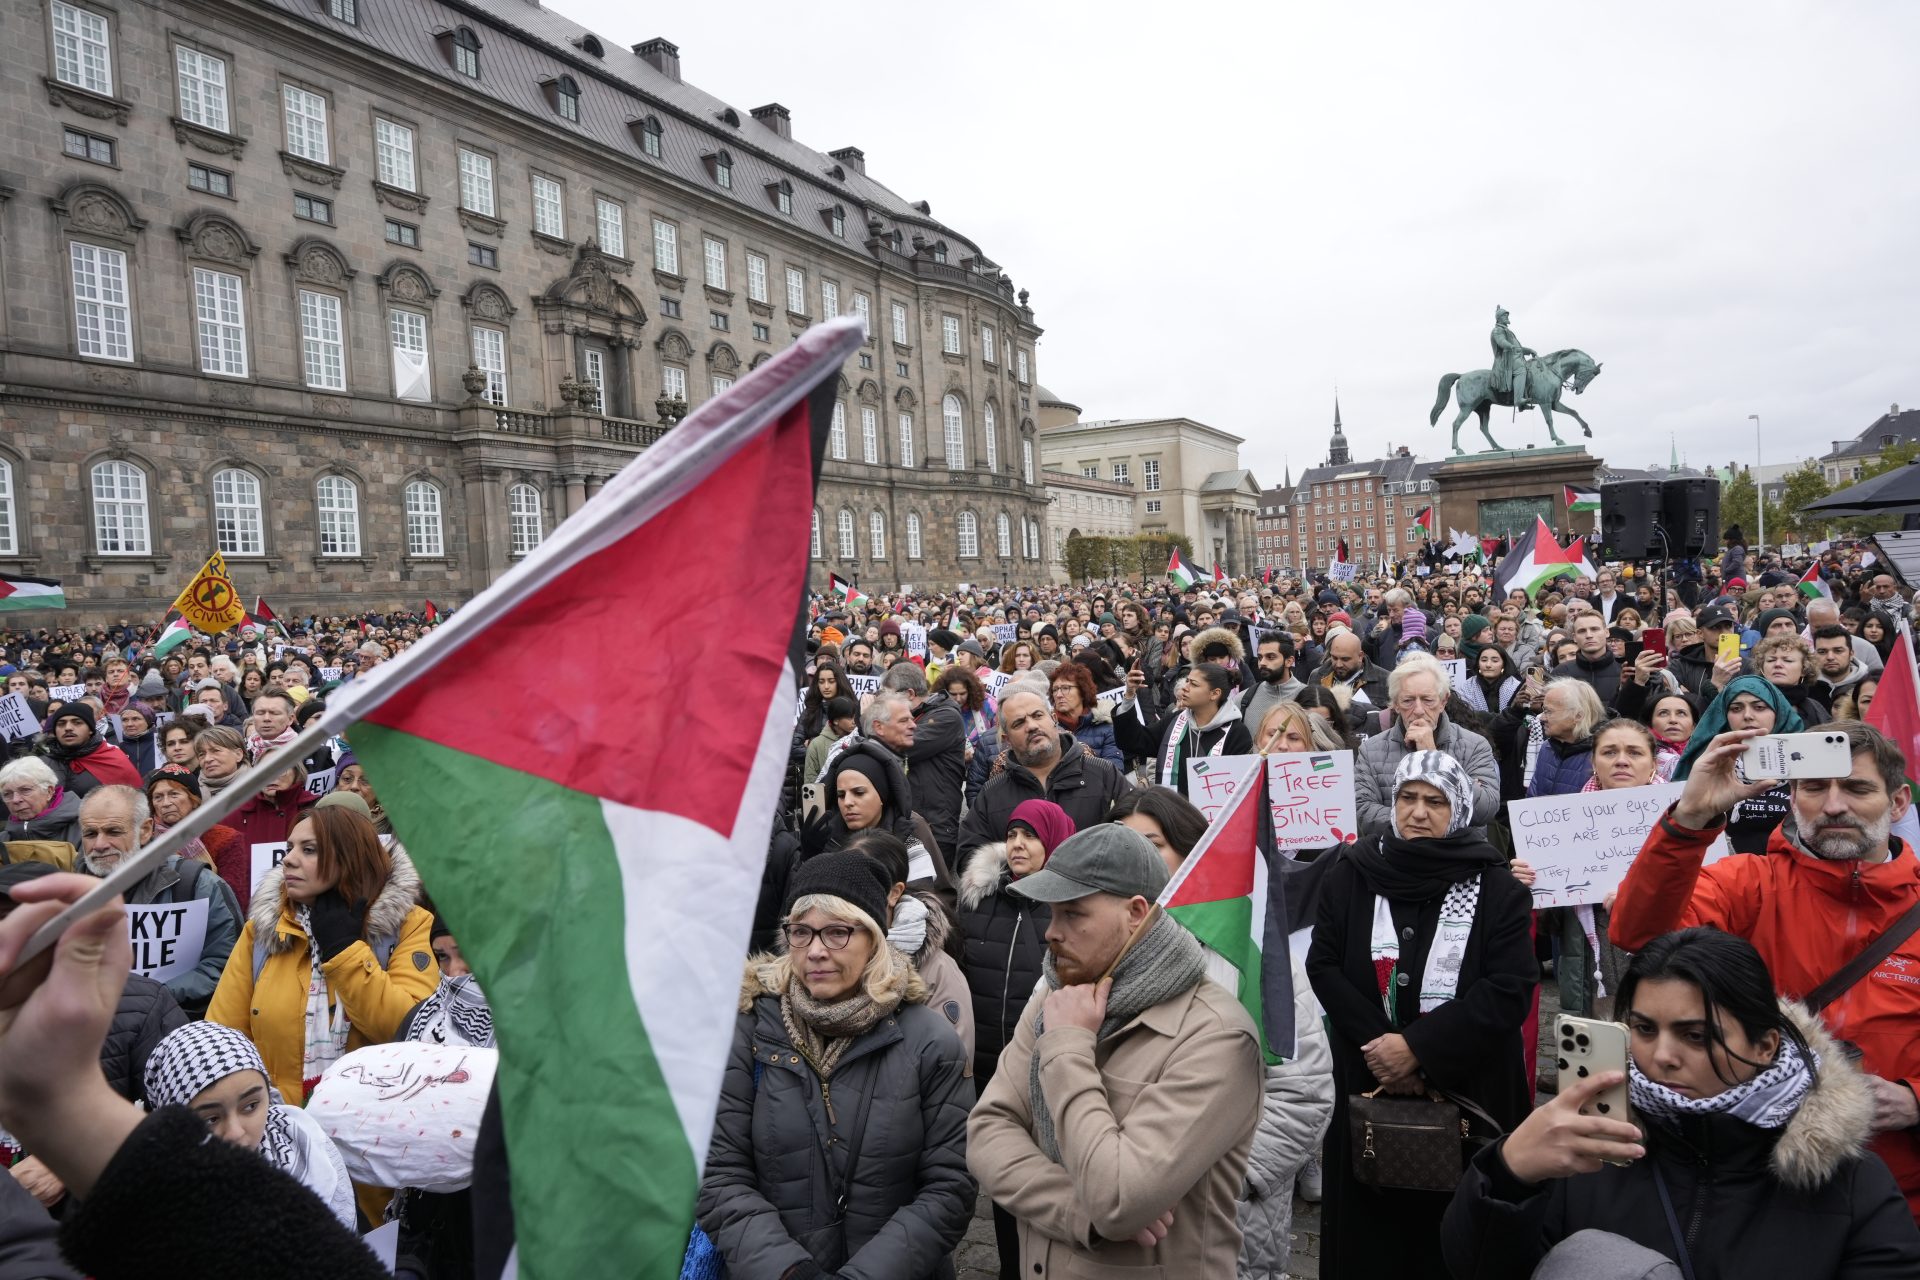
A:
459 466 495 586
563 473 589 520
584 475 605 500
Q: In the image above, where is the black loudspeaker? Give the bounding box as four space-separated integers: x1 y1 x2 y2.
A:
1660 478 1719 558
1601 481 1662 559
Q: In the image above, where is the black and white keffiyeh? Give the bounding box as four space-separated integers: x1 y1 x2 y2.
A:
1628 1037 1817 1131
405 974 496 1048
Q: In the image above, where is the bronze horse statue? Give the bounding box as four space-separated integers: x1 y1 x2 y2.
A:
1429 349 1602 454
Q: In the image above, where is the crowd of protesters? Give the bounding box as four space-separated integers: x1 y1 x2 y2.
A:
1 528 1920 1277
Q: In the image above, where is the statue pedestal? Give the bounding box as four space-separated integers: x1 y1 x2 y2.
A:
1433 446 1604 541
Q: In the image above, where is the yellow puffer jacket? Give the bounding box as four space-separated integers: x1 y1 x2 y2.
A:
206 846 440 1104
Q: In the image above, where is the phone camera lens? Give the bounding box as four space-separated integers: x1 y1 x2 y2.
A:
1557 1058 1568 1070
1576 1034 1590 1048
1561 1039 1576 1052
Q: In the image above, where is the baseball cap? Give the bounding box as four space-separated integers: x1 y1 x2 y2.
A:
1011 825 1169 904
1696 605 1737 630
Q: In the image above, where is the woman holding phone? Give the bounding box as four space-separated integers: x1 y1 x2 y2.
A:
1672 676 1803 854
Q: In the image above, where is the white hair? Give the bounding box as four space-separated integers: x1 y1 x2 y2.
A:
1384 588 1413 608
0 756 60 794
80 783 150 830
861 690 912 735
1387 652 1451 702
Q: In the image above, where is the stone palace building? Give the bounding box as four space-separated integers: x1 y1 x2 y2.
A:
0 0 1047 619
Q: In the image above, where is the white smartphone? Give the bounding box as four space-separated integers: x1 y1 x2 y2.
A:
801 783 828 824
1556 1016 1633 1142
1735 731 1853 783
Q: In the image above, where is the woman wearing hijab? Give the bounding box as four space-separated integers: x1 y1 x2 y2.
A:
807 740 954 906
143 1022 357 1229
1307 751 1537 1280
1673 675 1804 854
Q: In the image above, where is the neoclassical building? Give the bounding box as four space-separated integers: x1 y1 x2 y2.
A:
0 0 1046 619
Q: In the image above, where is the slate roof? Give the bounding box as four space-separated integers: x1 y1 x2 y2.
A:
1825 407 1920 461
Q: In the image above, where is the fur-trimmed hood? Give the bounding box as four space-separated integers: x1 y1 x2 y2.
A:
1191 625 1245 664
1768 999 1876 1191
736 947 927 1014
250 844 424 955
958 841 1012 912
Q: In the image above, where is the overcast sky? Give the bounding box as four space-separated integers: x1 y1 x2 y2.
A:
573 0 1918 487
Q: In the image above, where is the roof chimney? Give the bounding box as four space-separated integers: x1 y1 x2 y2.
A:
750 103 791 138
829 146 865 174
633 38 680 81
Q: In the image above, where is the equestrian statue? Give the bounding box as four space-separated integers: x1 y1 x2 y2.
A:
1428 306 1603 454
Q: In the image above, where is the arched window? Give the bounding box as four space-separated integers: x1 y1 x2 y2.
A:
91 460 149 555
996 512 1012 557
0 459 16 555
315 475 360 557
860 406 878 464
943 395 964 469
211 468 263 556
906 512 922 559
869 511 886 560
829 402 846 460
451 27 480 77
508 483 543 555
810 508 822 559
837 509 855 560
897 412 914 469
638 115 663 159
404 480 444 557
1022 437 1034 485
957 511 978 558
983 402 998 472
554 75 580 122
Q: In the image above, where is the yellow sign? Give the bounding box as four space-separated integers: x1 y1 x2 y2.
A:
171 552 247 635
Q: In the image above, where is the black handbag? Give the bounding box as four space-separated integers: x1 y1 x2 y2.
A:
1348 1084 1502 1192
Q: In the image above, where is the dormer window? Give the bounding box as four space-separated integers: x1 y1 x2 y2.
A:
633 114 662 158
718 107 740 127
451 27 480 77
932 241 948 264
551 74 580 122
826 164 845 181
705 149 733 190
888 230 903 252
572 34 604 57
823 204 846 238
326 0 356 23
1883 434 1897 447
768 179 793 215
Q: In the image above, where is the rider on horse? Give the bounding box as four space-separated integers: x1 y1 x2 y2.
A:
1491 306 1534 411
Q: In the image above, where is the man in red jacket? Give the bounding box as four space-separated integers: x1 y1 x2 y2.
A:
1613 720 1920 1225
44 704 142 797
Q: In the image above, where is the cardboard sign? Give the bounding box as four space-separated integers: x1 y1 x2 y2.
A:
902 623 928 659
306 767 338 798
48 683 87 702
845 673 882 698
250 841 290 892
125 898 209 984
991 623 1018 644
1186 751 1359 852
1441 658 1469 689
1327 562 1358 583
1508 781 1731 907
0 692 40 742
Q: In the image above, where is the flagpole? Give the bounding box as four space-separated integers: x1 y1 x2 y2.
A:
19 718 338 965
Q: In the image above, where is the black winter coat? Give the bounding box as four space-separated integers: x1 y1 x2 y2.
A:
102 973 186 1106
954 841 1050 1084
953 733 1131 875
1550 652 1624 710
906 693 968 854
0 1174 75 1280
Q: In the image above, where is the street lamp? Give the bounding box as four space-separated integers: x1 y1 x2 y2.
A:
1749 414 1763 555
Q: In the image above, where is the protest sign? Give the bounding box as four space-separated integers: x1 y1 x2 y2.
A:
845 673 881 698
1445 563 1462 575
49 683 86 702
251 841 290 892
125 898 208 984
306 767 339 798
1780 543 1804 559
154 710 175 727
1327 562 1358 583
0 692 40 741
902 623 927 658
978 669 1011 698
1508 781 1730 907
1094 686 1128 707
793 689 808 722
318 666 343 682
1416 565 1431 577
990 623 1018 644
1187 751 1358 852
1441 658 1468 689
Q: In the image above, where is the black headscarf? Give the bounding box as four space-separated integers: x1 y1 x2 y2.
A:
1344 829 1506 902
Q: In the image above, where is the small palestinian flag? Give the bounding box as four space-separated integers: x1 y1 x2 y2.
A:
1796 564 1834 603
1213 563 1229 586
0 575 65 612
424 599 440 623
250 596 289 636
1413 506 1434 536
1168 548 1199 589
151 613 193 658
1564 485 1601 513
827 572 870 609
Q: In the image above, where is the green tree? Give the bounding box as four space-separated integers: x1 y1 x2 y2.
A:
1720 470 1758 547
1776 461 1833 541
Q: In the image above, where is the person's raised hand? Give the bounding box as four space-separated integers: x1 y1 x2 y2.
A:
1129 1208 1175 1250
1671 729 1772 831
1631 649 1667 685
1510 859 1537 888
1498 1071 1645 1184
1711 655 1741 690
1044 977 1109 1035
0 875 127 1118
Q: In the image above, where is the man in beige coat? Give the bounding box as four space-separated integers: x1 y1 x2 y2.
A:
968 825 1262 1278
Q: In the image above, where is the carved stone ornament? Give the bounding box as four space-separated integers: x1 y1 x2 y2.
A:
463 283 515 323
379 262 438 304
86 366 138 391
894 386 917 408
856 378 880 403
51 183 145 245
655 329 693 360
459 209 505 239
206 383 254 406
279 151 345 191
461 364 489 400
311 396 350 417
531 231 573 258
286 239 355 286
176 213 259 266
747 299 774 319
171 117 245 157
707 342 740 374
402 407 435 424
46 79 129 125
653 268 686 293
373 182 429 214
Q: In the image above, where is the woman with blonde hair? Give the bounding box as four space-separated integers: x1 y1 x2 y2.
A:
698 851 974 1278
1254 699 1347 755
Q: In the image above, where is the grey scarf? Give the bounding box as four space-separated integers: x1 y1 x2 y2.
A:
1028 913 1208 1161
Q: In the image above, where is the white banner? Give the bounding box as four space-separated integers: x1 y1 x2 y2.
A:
1187 751 1359 851
845 673 882 698
126 898 208 984
1508 781 1731 907
48 683 87 702
902 623 927 659
251 840 290 893
0 692 40 742
1327 562 1358 583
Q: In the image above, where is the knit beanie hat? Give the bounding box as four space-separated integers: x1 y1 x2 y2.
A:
1399 609 1428 644
782 850 893 935
135 670 167 700
52 701 95 730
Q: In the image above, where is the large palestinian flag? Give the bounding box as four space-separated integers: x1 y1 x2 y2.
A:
1564 484 1601 513
1168 547 1199 589
1865 627 1920 847
323 318 867 1278
0 575 64 612
1493 516 1596 601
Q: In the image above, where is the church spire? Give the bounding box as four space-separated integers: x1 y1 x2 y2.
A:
1327 396 1350 466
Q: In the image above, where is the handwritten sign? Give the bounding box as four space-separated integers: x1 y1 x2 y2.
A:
991 623 1018 644
0 692 40 742
1187 752 1358 852
306 767 338 798
979 669 1012 698
902 623 927 659
1441 658 1469 689
1509 781 1731 907
125 898 208 984
1327 563 1358 583
49 683 86 702
251 841 290 892
845 673 881 698
317 666 343 683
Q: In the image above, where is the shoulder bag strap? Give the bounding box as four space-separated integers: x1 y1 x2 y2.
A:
1424 1083 1504 1138
831 1065 880 1216
1805 896 1920 1014
1650 1161 1699 1280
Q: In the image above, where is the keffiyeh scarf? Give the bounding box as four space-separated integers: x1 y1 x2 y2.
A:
1369 878 1481 1025
405 974 495 1048
295 905 350 1100
1628 1037 1816 1131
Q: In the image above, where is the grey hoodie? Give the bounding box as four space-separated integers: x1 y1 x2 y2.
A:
1241 674 1306 736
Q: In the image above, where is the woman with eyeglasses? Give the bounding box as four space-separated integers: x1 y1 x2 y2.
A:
699 850 975 1279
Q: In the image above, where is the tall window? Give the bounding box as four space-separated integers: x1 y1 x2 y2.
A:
941 315 961 354
316 476 359 556
375 119 415 190
713 154 732 189
582 348 605 413
906 512 921 559
211 468 263 555
508 484 542 554
1144 458 1160 491
91 461 148 554
891 302 908 344
298 290 345 389
996 512 1011 557
869 511 886 560
836 509 855 559
1022 437 1034 485
860 406 878 464
471 325 507 406
981 324 996 363
1017 349 1029 383
553 75 579 122
404 480 443 556
662 365 686 400
820 280 839 319
957 511 978 558
703 237 726 289
458 149 495 215
282 85 329 164
595 198 625 256
451 27 480 77
71 243 131 361
327 0 355 20
389 308 430 401
943 395 964 469
897 413 914 469
746 253 768 303
1112 461 1131 484
829 402 846 460
810 509 822 559
51 2 112 95
983 403 998 471
652 219 678 274
192 268 246 377
774 182 793 215
785 267 805 314
853 292 870 338
0 461 13 555
638 116 662 158
531 175 564 238
175 46 228 131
